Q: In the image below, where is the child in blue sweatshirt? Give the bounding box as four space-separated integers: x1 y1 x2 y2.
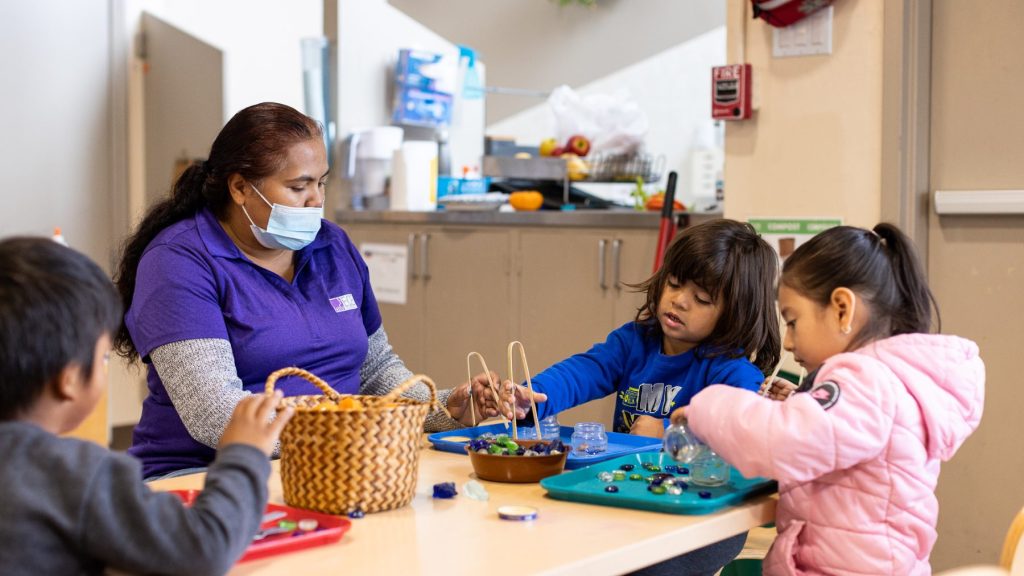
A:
499 219 780 436
488 219 781 576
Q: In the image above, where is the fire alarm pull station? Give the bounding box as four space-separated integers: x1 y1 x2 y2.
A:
712 64 752 120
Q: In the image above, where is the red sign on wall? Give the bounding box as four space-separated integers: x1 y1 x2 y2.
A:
712 64 752 120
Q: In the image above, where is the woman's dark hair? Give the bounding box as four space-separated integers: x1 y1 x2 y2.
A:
0 238 122 420
634 219 781 374
113 102 322 360
781 222 939 348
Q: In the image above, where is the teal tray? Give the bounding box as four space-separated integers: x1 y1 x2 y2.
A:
540 452 776 515
428 423 661 470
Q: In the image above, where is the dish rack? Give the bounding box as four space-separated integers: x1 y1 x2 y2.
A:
584 153 665 183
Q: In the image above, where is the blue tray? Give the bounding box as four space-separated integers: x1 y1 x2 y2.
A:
427 423 661 470
540 452 777 515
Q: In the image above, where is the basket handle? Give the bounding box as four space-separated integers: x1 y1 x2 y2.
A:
382 373 440 412
264 367 340 401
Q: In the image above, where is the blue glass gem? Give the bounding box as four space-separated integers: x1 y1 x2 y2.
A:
699 491 712 499
664 465 679 473
433 482 458 499
604 485 619 493
679 467 690 475
348 508 365 519
619 464 635 471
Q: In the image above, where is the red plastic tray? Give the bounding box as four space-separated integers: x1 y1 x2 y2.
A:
169 490 351 563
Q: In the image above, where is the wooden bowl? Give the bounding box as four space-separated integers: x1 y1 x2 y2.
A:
465 439 568 483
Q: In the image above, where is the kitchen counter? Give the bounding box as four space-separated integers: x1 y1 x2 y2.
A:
333 208 720 229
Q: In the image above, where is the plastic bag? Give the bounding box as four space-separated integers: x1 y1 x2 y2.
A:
547 85 648 156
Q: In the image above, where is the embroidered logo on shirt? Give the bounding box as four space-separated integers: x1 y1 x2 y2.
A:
809 381 841 410
329 294 358 313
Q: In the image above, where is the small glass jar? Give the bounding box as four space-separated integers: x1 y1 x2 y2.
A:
539 414 562 440
570 422 608 455
690 448 730 487
662 423 702 464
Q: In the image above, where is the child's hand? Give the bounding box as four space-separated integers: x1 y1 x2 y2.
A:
493 380 548 421
448 373 549 425
629 415 666 439
669 406 688 427
219 391 294 456
759 377 797 401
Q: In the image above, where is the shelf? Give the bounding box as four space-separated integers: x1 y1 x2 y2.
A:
482 156 567 180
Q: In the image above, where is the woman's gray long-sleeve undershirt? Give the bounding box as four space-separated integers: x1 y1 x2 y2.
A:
149 327 461 452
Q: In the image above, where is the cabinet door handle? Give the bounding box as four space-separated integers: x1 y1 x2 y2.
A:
408 233 418 280
598 239 608 290
612 239 622 290
420 233 431 280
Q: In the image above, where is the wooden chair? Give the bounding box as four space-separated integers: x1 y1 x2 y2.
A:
937 504 1024 576
1001 505 1024 575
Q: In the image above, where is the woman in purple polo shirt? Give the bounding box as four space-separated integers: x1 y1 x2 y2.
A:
114 103 499 480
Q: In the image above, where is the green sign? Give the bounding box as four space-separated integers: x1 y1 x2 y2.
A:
749 219 842 235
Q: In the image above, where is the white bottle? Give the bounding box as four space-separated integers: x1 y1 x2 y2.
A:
52 227 68 247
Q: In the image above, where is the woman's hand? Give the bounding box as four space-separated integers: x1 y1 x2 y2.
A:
219 390 294 456
669 406 688 427
629 415 666 439
446 372 548 426
446 371 506 426
759 377 797 401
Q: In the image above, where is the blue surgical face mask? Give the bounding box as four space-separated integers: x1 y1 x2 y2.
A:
242 183 323 251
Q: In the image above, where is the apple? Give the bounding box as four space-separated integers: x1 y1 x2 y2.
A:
565 134 591 157
550 146 565 157
538 137 559 157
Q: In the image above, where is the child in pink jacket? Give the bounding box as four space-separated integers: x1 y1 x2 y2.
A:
674 223 985 575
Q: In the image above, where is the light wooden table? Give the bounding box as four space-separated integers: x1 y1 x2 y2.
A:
150 441 776 576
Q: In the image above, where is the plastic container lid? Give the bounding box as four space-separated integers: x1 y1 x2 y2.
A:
497 505 538 521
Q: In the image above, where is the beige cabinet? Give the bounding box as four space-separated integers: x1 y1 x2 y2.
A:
342 223 513 390
341 219 658 428
517 227 657 428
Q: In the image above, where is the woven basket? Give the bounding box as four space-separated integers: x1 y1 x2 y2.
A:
266 367 438 515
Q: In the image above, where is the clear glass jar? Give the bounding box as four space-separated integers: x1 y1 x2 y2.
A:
690 448 730 487
539 414 561 440
663 423 702 463
570 422 608 455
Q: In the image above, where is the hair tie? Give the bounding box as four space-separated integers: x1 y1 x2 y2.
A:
868 229 887 247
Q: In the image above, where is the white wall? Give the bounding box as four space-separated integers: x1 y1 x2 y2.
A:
489 27 726 209
389 0 726 124
124 0 322 120
0 0 115 264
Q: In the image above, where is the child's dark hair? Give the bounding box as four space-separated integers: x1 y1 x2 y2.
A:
114 102 323 361
781 223 939 347
0 238 122 420
634 219 781 374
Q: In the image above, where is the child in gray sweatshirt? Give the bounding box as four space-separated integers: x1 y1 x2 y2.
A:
0 237 293 575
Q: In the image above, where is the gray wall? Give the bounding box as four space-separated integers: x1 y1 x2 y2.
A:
0 0 118 269
388 0 725 124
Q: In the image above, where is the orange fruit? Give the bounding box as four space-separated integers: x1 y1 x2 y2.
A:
509 191 544 211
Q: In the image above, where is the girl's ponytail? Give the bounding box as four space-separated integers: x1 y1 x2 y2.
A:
873 223 940 334
113 162 209 360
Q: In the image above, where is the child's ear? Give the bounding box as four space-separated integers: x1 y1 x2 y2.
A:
53 363 85 402
830 287 857 335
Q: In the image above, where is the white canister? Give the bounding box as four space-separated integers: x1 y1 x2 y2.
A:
390 141 438 211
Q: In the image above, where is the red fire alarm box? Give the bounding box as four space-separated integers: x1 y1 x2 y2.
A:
712 64 752 120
